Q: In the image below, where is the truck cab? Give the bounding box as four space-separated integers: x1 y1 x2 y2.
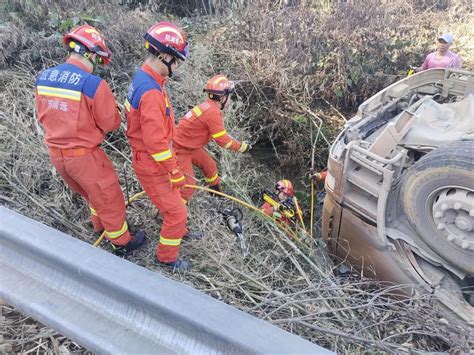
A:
322 68 473 327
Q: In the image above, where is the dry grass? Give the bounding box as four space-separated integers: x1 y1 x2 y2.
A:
0 302 90 355
0 1 473 353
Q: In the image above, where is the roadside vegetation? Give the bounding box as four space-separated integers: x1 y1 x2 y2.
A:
0 0 472 353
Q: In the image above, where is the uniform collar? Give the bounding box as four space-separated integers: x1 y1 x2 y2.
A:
66 57 92 73
142 64 166 86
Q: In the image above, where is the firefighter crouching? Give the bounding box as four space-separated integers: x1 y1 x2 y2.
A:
173 75 252 201
261 180 301 226
34 25 145 253
124 22 202 271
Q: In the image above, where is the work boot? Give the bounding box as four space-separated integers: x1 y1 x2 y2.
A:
113 230 146 256
183 230 204 240
159 258 190 271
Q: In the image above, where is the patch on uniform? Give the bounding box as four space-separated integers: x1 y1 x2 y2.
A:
201 102 211 110
192 106 203 117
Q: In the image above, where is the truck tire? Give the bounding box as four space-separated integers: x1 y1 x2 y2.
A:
401 140 474 274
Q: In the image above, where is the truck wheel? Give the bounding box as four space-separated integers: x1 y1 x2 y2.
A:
402 141 474 274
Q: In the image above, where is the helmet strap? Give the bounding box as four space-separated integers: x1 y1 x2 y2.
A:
208 93 227 109
162 58 174 78
69 42 98 72
220 94 229 110
84 52 100 71
156 53 175 78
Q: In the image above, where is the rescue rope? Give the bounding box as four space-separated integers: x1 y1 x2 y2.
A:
304 106 331 241
92 184 300 247
293 197 307 233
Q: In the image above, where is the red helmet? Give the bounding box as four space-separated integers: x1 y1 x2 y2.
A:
64 25 111 65
143 22 189 61
204 75 235 97
275 179 294 196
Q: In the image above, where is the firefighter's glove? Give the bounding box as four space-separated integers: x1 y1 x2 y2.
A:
169 169 186 189
238 141 252 153
312 170 328 183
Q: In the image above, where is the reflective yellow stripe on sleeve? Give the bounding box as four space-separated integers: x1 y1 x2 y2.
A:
124 99 131 112
204 173 219 184
192 106 203 117
159 235 182 246
152 149 172 162
106 221 128 239
37 86 82 101
212 130 227 139
89 206 98 216
170 175 185 183
224 141 233 149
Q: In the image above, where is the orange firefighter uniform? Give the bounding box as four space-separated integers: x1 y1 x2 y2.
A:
261 180 297 226
124 64 187 263
35 57 131 245
261 201 293 226
173 98 245 200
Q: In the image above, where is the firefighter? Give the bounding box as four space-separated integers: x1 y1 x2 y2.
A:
124 22 201 271
173 75 251 201
34 25 145 254
261 180 300 226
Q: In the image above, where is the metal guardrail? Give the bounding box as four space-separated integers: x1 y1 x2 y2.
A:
0 207 331 354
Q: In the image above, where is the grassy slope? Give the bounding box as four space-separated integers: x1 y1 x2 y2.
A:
0 1 472 353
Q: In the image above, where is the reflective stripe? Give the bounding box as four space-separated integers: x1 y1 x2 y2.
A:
37 86 81 101
124 99 131 112
212 130 227 139
192 106 203 117
106 221 128 239
238 142 248 152
170 175 185 183
224 141 233 149
154 27 185 42
152 149 172 161
89 207 97 216
159 235 182 246
211 76 227 85
204 173 219 184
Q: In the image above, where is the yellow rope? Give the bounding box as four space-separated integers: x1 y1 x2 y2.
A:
93 184 300 247
293 196 307 233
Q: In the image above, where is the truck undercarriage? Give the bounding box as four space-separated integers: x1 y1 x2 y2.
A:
322 68 474 327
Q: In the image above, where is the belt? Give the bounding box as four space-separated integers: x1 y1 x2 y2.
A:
49 146 97 157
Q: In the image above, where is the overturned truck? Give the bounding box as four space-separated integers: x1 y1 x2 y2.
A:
322 68 473 327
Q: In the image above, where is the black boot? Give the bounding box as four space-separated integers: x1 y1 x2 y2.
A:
158 258 190 271
113 230 146 256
